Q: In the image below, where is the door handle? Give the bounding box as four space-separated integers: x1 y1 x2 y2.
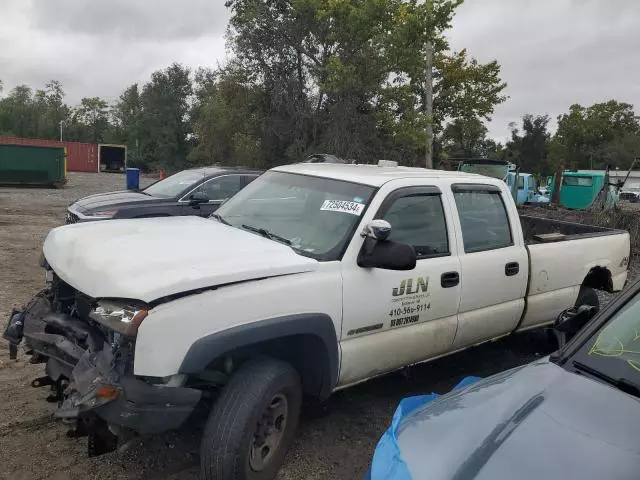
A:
441 271 460 288
505 262 520 276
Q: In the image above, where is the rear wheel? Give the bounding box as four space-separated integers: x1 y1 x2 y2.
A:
201 358 302 480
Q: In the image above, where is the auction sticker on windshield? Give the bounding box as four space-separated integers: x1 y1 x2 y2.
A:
320 200 365 216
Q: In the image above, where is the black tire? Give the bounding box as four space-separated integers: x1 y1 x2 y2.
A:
201 358 302 480
575 286 599 310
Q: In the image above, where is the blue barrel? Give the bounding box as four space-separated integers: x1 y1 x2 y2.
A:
126 168 140 190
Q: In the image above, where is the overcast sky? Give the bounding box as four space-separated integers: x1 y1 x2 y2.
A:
1 0 639 141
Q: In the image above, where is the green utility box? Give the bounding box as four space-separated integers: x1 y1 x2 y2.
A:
0 144 67 187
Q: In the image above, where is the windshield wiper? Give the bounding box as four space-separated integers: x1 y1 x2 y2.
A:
241 224 292 246
210 213 230 225
572 360 640 399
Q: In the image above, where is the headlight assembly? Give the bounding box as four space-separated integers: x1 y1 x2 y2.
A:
91 301 148 337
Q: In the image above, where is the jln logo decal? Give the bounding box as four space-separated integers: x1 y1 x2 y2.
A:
392 277 428 297
388 276 431 328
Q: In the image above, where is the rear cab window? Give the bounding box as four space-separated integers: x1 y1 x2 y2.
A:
452 184 513 253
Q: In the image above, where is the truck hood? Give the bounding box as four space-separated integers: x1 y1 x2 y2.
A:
396 360 640 480
43 217 318 302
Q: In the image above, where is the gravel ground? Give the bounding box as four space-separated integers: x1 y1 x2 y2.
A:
0 174 636 480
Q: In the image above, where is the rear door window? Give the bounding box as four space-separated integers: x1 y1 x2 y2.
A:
452 186 513 253
201 175 243 200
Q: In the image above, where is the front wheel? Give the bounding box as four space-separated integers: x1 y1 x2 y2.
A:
201 358 302 480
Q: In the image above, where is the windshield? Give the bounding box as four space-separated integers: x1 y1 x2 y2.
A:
143 170 208 198
460 162 509 181
572 291 640 387
214 171 375 261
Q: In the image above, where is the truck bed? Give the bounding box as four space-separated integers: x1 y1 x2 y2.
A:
519 215 623 245
516 214 629 331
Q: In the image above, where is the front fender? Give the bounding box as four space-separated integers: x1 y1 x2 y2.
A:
133 265 343 386
179 313 339 399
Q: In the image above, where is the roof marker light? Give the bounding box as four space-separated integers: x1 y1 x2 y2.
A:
378 160 398 168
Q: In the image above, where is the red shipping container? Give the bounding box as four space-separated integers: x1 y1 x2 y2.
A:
0 136 99 172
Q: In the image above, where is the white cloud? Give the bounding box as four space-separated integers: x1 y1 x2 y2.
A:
0 0 230 103
448 0 640 140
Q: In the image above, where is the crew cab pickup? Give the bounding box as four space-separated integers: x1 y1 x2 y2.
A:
3 162 630 480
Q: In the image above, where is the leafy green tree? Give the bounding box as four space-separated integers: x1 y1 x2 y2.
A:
39 81 69 139
505 114 551 175
222 0 507 166
553 101 640 169
0 85 36 137
190 65 266 167
66 97 110 143
483 138 505 160
139 63 193 170
440 117 488 158
112 84 144 163
0 81 70 139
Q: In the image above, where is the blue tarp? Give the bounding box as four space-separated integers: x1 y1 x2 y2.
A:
367 376 482 480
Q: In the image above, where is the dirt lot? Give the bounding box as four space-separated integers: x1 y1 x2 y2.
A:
0 173 632 480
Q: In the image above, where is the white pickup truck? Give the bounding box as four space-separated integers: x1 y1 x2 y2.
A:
4 162 630 480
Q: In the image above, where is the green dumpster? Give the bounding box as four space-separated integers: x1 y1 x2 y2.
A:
0 144 67 187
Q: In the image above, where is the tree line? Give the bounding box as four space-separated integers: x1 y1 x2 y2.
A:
485 101 640 176
1 0 638 175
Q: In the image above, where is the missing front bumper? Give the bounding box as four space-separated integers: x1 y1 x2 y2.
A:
86 376 201 434
59 348 202 434
4 292 202 437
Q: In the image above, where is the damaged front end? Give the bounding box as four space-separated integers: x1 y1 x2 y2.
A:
3 271 201 456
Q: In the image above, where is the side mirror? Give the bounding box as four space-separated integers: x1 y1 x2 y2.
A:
358 240 417 271
189 191 209 206
361 219 392 241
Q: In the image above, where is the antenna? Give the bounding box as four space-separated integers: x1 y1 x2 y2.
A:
620 158 638 190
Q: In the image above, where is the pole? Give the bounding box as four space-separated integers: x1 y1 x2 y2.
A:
552 163 564 206
424 0 434 169
59 121 63 141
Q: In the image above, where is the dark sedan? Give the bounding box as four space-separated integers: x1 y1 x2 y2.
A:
367 278 640 480
65 167 262 224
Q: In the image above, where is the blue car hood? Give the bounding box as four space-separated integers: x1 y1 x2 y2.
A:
373 360 640 480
